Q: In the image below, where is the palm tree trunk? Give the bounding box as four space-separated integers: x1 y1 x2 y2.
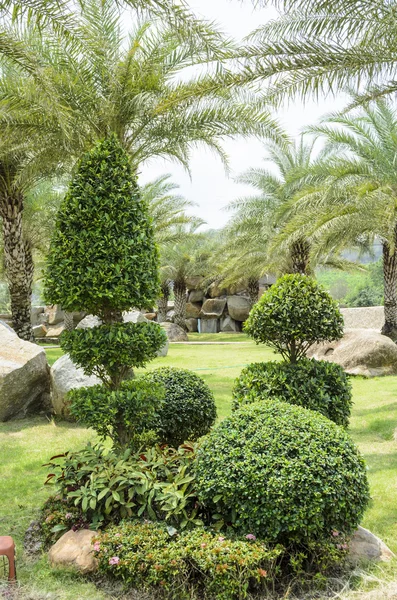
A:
381 236 397 341
157 280 170 322
247 278 259 307
1 192 34 341
64 311 75 331
289 237 311 275
173 279 187 330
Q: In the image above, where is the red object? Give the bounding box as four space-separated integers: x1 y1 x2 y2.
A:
0 536 16 582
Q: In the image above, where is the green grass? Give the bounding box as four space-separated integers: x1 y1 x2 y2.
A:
1 337 397 598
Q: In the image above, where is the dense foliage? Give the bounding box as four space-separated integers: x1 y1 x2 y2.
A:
61 322 167 388
232 359 352 427
68 379 164 450
142 367 217 447
44 443 202 529
195 400 370 544
245 274 344 362
94 520 282 599
44 135 160 319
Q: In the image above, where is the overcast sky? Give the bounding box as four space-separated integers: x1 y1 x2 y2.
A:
139 0 347 230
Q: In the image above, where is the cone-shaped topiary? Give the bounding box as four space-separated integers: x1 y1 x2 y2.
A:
44 134 160 321
244 274 344 363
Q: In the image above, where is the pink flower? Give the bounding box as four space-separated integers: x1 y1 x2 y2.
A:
201 543 207 548
218 537 225 542
246 534 256 541
93 542 100 552
109 556 120 565
337 543 348 550
332 530 339 537
115 533 121 538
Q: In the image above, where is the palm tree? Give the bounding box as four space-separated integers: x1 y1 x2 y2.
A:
0 0 282 339
277 99 397 339
234 0 397 106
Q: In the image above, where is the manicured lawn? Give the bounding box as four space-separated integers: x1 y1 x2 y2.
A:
1 337 397 598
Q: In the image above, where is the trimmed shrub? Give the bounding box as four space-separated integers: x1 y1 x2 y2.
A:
142 367 217 447
44 442 201 529
244 274 344 362
68 378 165 450
195 400 370 544
232 359 352 427
94 520 283 599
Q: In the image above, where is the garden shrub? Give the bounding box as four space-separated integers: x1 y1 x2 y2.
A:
232 359 352 427
195 400 370 544
142 367 217 446
39 496 88 547
94 520 283 600
44 442 202 529
244 274 344 362
68 378 165 450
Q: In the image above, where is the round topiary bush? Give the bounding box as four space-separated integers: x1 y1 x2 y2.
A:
142 367 217 447
244 274 344 363
232 359 352 427
195 400 370 544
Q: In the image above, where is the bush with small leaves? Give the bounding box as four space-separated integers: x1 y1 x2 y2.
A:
195 400 370 544
232 359 352 427
244 274 344 363
142 368 217 446
68 378 165 450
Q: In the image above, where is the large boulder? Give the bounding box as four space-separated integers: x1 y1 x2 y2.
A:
50 354 101 417
186 302 202 319
46 304 65 326
341 306 385 330
33 324 47 339
200 298 227 319
0 323 50 421
348 526 395 563
76 314 101 329
188 289 204 303
31 306 45 325
207 282 227 298
201 318 219 334
308 329 397 376
227 296 251 322
220 315 241 333
185 318 198 333
46 324 65 338
48 529 98 573
161 322 188 342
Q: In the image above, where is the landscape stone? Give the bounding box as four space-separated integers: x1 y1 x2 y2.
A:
123 310 149 323
207 282 227 298
46 304 65 325
201 318 219 334
186 302 202 319
200 298 227 319
50 354 101 418
48 529 98 573
144 313 157 321
76 314 101 329
348 526 395 563
0 323 50 421
31 306 45 325
185 318 198 333
341 306 385 330
33 324 47 338
220 315 241 332
161 322 188 341
188 289 204 303
166 309 175 322
46 324 65 338
227 296 251 322
186 276 204 290
308 329 397 376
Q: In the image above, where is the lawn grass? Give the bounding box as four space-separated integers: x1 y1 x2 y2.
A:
1 337 397 598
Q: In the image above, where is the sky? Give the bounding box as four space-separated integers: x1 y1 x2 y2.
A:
139 0 347 230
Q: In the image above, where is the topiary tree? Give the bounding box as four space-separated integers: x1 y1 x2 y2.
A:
244 274 344 363
195 400 370 544
142 367 217 446
232 359 352 427
44 135 167 446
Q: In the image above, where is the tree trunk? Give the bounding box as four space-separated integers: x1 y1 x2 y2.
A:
289 237 311 275
64 311 75 331
247 278 259 307
1 192 34 341
381 236 397 341
157 280 170 323
173 279 187 330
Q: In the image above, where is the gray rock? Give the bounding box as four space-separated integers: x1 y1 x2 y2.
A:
308 328 397 376
188 289 204 303
48 529 98 573
185 318 198 333
201 318 219 334
76 314 101 329
157 338 169 357
186 302 202 319
46 304 65 326
0 319 14 333
166 309 175 322
200 298 227 319
186 276 204 290
207 282 227 298
227 296 251 322
46 324 65 338
0 325 50 421
348 526 395 563
33 324 47 338
161 322 188 341
220 315 241 333
123 310 149 323
31 306 45 325
50 354 101 418
341 306 385 331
